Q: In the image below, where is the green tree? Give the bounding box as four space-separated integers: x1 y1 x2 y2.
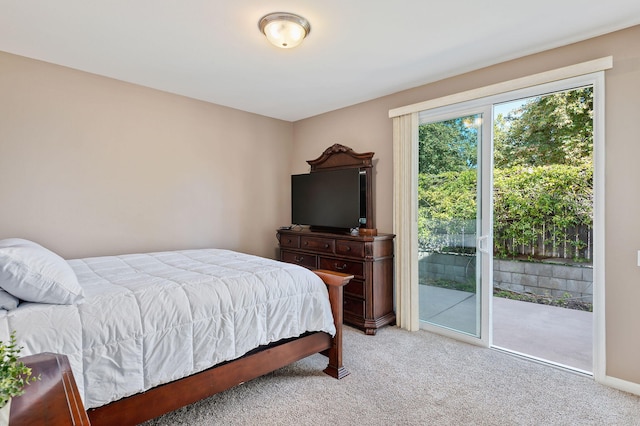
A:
418 170 477 251
493 112 508 168
418 88 593 258
495 87 593 167
419 116 478 175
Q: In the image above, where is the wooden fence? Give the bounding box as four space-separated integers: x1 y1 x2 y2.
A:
494 224 592 261
420 222 592 261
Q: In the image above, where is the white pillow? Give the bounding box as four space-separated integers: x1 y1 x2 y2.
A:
0 238 84 305
0 289 18 310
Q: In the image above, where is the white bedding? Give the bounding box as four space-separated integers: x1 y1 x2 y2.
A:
0 249 336 409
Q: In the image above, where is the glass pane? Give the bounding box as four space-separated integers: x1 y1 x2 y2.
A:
492 88 594 371
418 114 481 337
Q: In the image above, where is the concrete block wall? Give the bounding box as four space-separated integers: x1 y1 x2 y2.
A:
493 259 593 302
418 252 593 302
418 252 476 285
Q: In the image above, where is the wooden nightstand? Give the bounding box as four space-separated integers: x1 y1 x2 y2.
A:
11 353 90 425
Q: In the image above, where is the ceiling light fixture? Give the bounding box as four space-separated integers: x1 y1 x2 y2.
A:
258 12 311 49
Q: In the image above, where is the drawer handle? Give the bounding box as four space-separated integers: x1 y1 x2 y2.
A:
304 241 309 246
287 239 292 243
324 243 330 249
345 246 351 251
294 256 305 263
334 263 348 271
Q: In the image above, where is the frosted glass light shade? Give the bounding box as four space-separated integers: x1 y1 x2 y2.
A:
259 13 310 49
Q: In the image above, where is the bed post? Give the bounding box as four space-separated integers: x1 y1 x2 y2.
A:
313 269 352 379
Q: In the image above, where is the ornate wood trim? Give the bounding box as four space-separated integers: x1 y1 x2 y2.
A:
307 143 374 171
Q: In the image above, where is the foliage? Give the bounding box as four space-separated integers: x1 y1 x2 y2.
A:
494 87 593 168
418 163 593 258
0 331 38 408
425 278 476 293
493 163 592 258
418 170 477 251
418 87 594 259
419 116 478 175
494 288 593 312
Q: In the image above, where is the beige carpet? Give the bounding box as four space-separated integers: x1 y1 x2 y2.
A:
143 326 640 425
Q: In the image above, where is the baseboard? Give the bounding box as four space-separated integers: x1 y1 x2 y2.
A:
598 374 640 396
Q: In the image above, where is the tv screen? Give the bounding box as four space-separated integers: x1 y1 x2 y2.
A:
291 169 362 230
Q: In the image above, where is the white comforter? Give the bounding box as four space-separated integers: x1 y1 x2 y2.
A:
0 249 335 409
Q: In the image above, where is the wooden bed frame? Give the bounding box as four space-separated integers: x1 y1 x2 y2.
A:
87 269 352 426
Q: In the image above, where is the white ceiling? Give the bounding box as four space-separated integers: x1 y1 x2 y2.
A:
2 1 640 122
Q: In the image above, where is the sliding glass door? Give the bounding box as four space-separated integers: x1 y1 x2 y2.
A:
417 107 492 343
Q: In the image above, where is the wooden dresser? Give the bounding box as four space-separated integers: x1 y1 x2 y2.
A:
12 352 90 425
278 228 395 335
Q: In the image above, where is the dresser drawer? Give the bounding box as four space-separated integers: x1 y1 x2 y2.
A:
318 257 364 278
300 236 335 254
279 234 300 248
344 295 364 318
335 240 365 257
344 278 364 298
281 250 317 269
277 228 396 335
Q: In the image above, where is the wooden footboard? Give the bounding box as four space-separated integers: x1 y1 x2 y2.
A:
88 269 352 426
314 269 352 379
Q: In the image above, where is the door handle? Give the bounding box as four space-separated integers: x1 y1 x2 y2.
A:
477 235 490 254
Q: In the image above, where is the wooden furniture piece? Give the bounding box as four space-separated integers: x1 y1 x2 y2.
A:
281 143 395 334
278 228 395 335
87 270 351 426
12 353 90 426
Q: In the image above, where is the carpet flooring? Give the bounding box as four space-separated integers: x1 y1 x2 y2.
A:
143 326 640 425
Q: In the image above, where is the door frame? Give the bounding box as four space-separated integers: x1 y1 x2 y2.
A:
417 105 493 347
412 72 605 380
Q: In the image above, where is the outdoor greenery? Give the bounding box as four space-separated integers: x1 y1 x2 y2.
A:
493 163 592 259
0 331 38 408
494 289 593 312
418 87 594 260
494 88 593 168
418 117 477 174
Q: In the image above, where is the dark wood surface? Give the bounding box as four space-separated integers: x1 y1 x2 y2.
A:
12 352 90 426
278 228 395 335
315 269 352 379
87 269 351 426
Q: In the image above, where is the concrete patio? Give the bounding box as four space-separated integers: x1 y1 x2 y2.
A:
419 285 593 373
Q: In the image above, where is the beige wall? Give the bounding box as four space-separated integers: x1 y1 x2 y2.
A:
2 24 640 388
0 52 293 259
292 26 640 386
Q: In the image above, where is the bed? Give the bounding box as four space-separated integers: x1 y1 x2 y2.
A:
0 238 350 425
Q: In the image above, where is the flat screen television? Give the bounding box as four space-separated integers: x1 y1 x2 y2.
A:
291 168 365 230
